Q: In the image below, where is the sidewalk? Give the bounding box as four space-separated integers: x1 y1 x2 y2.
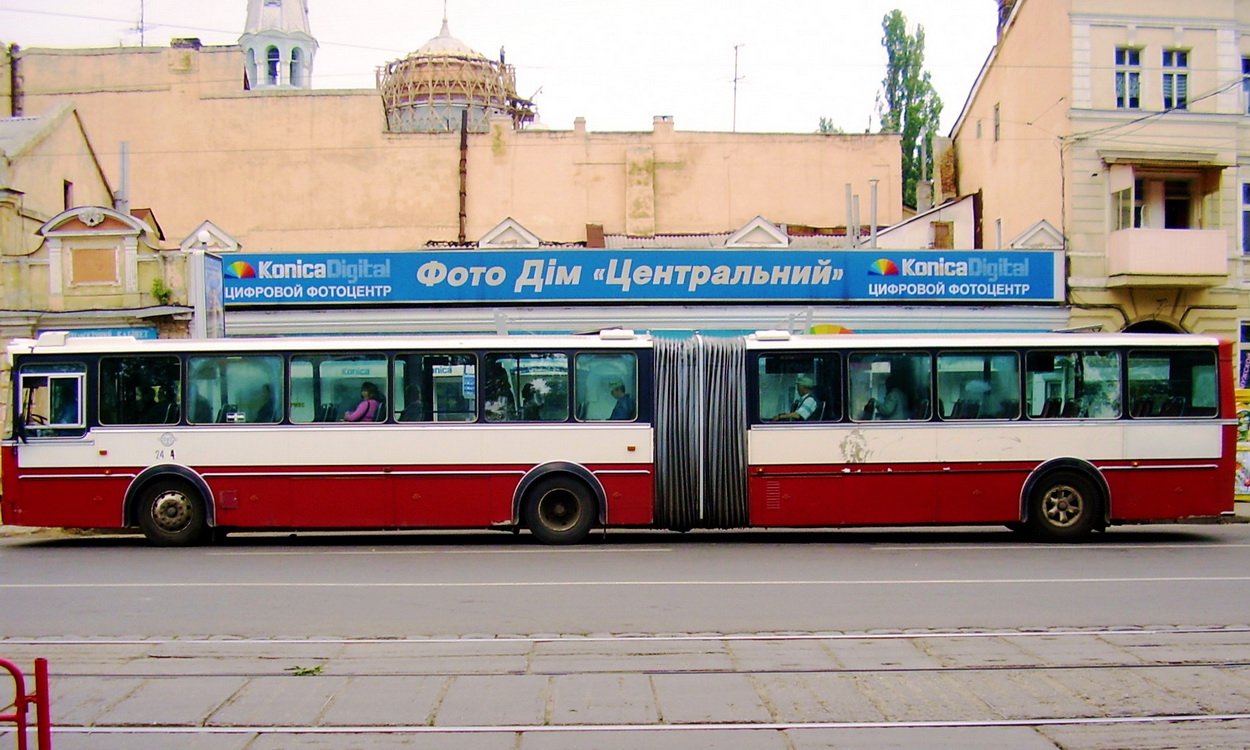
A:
3 628 1250 749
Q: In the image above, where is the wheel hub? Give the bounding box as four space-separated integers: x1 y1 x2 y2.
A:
1043 486 1083 527
151 491 192 532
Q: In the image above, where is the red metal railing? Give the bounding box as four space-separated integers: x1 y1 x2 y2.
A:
0 658 51 750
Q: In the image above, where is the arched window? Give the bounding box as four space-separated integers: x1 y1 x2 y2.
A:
245 49 256 89
290 48 303 87
266 47 280 86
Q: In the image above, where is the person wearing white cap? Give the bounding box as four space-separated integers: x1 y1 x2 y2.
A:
775 374 819 421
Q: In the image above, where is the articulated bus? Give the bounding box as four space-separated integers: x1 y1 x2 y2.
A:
1 330 1234 545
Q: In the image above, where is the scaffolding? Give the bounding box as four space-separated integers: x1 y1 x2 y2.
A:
377 23 535 134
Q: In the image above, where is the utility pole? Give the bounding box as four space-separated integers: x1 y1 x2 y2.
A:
732 43 745 132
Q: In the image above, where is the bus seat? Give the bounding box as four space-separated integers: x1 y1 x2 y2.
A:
952 400 979 419
215 404 238 423
1160 396 1185 416
373 396 387 422
1039 398 1061 418
1061 401 1079 418
913 398 930 419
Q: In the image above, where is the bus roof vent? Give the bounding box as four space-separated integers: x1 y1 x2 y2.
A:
753 330 792 341
599 328 637 340
34 331 70 347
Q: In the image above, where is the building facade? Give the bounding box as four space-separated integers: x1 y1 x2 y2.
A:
952 0 1250 339
1 1 1085 340
1 16 903 255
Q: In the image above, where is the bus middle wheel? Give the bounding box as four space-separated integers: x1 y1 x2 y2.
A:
523 476 596 545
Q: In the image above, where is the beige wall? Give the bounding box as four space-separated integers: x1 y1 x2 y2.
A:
952 0 1250 335
1 105 116 307
953 0 1070 251
5 44 902 253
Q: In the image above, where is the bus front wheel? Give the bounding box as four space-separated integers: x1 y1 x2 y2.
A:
137 479 209 547
1024 471 1101 542
523 476 596 545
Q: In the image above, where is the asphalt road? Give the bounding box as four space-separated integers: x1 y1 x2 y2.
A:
2 524 1249 637
2 522 1249 748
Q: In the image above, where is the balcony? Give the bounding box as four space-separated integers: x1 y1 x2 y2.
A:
1106 228 1229 287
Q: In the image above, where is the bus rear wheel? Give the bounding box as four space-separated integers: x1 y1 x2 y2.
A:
1025 471 1101 542
137 479 209 547
523 476 596 545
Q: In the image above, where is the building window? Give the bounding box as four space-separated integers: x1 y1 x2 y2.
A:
266 46 280 86
1114 187 1133 231
1241 322 1250 388
1120 174 1205 230
290 48 303 87
1162 49 1188 110
1115 47 1141 109
62 180 73 210
1242 183 1250 254
1243 58 1250 114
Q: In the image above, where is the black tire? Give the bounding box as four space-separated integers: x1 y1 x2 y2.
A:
523 476 597 545
136 479 210 547
1024 470 1102 542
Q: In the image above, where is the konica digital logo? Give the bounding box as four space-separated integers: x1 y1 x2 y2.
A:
867 259 900 276
224 261 257 279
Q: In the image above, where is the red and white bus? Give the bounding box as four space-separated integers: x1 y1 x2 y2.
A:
2 330 1234 545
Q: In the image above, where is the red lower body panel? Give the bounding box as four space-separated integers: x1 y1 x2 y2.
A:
748 460 1232 527
2 459 655 531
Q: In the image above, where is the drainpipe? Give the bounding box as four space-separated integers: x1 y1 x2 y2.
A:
458 109 468 244
8 44 22 117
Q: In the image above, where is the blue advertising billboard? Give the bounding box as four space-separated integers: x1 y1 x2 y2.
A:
222 249 1063 306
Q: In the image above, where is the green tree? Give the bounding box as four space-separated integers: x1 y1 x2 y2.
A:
817 117 843 134
877 9 942 208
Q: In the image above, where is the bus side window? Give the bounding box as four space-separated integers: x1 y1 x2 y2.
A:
290 354 389 424
1128 348 1217 418
575 352 638 421
1025 350 1121 419
936 352 1020 420
394 353 478 422
188 355 284 424
849 352 930 421
99 356 182 425
484 352 569 422
757 353 839 423
18 363 87 437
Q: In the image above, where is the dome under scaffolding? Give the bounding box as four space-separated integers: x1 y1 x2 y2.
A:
377 19 536 133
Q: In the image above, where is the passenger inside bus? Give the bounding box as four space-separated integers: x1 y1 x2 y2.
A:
141 385 179 424
254 384 278 423
399 385 425 421
863 372 911 420
775 374 821 421
344 382 382 422
608 381 636 420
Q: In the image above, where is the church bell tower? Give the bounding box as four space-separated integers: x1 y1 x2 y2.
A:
239 0 318 89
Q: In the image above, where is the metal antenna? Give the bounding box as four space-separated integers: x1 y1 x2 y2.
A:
732 43 745 132
129 0 147 46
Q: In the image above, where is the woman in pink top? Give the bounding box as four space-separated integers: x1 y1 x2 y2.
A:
344 382 381 422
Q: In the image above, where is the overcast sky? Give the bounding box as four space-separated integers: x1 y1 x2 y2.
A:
0 1 1000 134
